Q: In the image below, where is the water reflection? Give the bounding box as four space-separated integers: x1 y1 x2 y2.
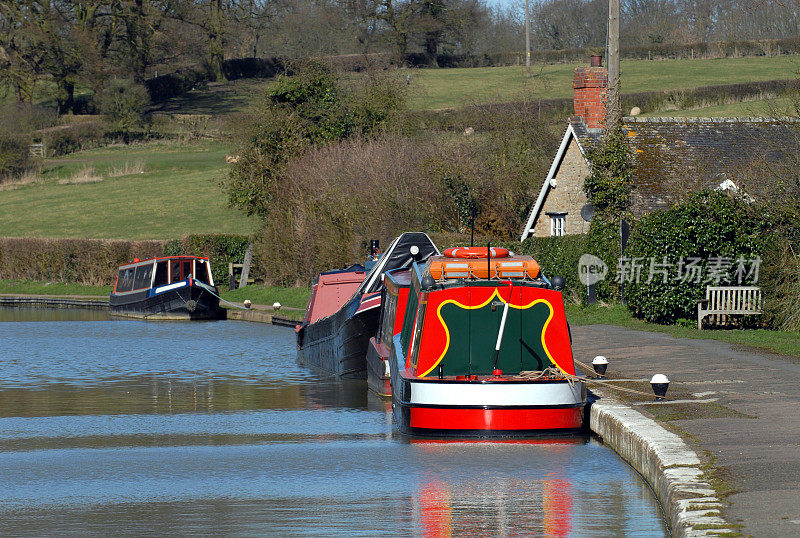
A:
0 312 667 535
0 305 110 322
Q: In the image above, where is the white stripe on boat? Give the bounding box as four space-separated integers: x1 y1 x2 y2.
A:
409 380 584 406
154 281 188 294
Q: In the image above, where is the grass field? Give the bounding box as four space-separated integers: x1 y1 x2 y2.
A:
641 96 796 117
565 303 800 358
408 55 800 110
0 139 256 239
3 55 800 241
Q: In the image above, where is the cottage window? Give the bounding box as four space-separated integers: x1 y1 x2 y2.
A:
549 213 567 237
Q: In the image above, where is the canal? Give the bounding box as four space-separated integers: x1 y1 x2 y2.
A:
0 308 668 535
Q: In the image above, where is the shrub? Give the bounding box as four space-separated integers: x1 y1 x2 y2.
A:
39 122 106 156
584 216 622 302
623 191 769 324
99 79 150 136
225 62 407 218
0 103 59 133
0 132 32 181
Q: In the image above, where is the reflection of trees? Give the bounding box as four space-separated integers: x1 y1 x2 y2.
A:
0 377 305 418
0 374 375 418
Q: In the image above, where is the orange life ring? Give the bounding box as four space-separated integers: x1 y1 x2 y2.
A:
443 246 510 259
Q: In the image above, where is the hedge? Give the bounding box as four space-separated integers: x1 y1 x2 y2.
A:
222 57 286 80
623 191 770 324
145 67 208 102
0 238 165 286
0 235 251 288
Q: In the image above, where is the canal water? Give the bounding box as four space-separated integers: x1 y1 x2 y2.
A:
0 308 667 536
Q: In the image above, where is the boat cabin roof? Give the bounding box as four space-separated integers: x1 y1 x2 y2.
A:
118 255 210 270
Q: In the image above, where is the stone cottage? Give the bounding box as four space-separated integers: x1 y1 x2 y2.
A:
520 58 799 240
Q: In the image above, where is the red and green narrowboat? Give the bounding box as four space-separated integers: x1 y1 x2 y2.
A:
387 247 586 436
110 256 224 320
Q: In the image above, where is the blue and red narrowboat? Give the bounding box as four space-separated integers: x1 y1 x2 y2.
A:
386 247 586 436
110 256 224 320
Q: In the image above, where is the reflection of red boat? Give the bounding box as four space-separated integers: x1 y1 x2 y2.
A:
386 247 586 436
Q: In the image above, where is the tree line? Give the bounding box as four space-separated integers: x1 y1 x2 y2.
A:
3 1 800 114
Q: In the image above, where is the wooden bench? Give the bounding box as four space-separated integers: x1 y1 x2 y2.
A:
697 286 762 329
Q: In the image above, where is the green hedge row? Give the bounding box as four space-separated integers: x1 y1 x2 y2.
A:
623 191 770 324
511 221 619 304
0 235 251 288
0 238 165 286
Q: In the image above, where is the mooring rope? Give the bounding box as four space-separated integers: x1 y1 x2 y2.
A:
204 287 250 310
573 359 669 399
520 361 668 400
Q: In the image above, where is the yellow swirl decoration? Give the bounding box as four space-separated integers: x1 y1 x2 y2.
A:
419 289 563 377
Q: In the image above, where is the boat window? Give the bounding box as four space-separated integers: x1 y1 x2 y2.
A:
408 298 427 371
116 269 134 292
399 264 422 354
182 260 192 280
380 289 398 344
171 260 181 282
133 264 153 290
153 261 169 287
194 259 210 284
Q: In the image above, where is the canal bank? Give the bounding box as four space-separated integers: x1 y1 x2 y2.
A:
574 324 800 537
588 394 732 536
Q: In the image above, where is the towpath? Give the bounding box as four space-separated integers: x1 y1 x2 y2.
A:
572 325 800 537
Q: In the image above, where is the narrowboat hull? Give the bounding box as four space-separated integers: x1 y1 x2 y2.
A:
391 372 586 437
110 281 224 320
296 294 381 378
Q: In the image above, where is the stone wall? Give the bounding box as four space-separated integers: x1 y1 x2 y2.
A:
532 138 590 237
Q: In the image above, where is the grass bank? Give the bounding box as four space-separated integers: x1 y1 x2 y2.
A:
138 56 800 113
409 55 800 110
641 96 794 117
566 303 800 358
0 139 256 239
221 285 310 310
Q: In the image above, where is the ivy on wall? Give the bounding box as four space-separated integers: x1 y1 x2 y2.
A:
584 125 635 218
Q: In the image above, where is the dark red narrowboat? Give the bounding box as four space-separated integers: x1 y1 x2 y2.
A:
389 247 586 436
296 233 439 378
110 256 224 320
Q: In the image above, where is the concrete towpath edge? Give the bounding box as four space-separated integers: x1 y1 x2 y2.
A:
589 391 735 537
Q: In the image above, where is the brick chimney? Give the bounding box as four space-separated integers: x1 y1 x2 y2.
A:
573 55 608 129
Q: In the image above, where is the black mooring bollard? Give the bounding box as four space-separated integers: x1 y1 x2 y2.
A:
650 374 670 400
592 355 608 377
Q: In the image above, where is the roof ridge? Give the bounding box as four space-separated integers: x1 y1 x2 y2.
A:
623 116 800 123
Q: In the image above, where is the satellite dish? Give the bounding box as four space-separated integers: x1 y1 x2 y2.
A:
580 204 595 222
